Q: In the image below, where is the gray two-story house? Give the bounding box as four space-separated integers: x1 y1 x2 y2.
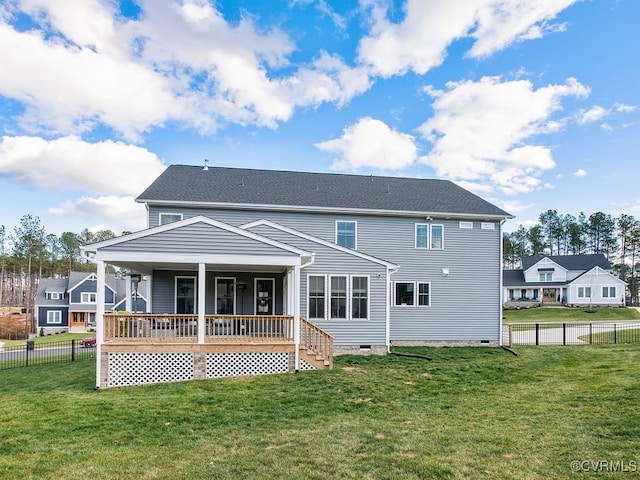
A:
82 164 512 388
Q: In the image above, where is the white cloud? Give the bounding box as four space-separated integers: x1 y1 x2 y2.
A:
578 105 608 124
0 135 166 195
615 103 636 113
573 168 587 177
48 195 147 234
315 117 418 171
358 0 578 77
418 76 589 195
0 1 371 140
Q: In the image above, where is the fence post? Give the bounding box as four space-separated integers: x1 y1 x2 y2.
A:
71 339 76 362
562 323 566 346
509 324 512 347
589 323 593 344
613 324 617 344
535 323 539 346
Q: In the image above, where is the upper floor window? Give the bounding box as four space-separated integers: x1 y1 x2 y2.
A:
160 213 183 225
47 292 62 300
481 222 495 230
336 221 356 249
539 272 553 282
459 221 473 229
415 224 444 250
81 292 97 303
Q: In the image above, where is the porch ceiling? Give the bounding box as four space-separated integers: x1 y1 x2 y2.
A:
107 260 290 275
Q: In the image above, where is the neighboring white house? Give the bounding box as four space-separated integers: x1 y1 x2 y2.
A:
503 254 626 307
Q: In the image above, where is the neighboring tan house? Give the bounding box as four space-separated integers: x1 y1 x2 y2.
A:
36 272 147 334
503 254 626 307
81 164 512 388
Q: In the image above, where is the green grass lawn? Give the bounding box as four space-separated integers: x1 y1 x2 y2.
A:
503 306 640 323
1 346 639 479
0 332 92 348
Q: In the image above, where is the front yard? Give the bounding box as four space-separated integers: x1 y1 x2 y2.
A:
1 345 639 479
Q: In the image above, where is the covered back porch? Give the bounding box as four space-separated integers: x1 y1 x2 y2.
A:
84 216 334 388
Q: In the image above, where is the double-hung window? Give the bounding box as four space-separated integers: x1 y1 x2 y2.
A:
330 276 347 319
415 224 444 249
578 287 591 298
308 276 326 319
539 272 553 282
47 310 62 324
602 286 616 298
351 276 368 320
309 275 369 320
81 292 97 303
395 282 431 307
336 221 356 249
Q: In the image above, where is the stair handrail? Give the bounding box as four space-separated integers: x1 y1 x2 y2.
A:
300 317 333 369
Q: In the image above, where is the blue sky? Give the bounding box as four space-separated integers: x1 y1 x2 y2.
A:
0 0 638 236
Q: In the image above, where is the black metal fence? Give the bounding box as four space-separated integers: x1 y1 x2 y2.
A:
503 321 640 346
0 339 96 370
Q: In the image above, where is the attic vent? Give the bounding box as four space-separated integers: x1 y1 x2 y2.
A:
203 159 209 171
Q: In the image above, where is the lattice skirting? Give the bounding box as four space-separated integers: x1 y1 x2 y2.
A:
108 352 194 387
207 352 290 378
105 351 300 387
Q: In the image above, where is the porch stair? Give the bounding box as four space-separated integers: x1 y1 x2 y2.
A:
299 318 333 370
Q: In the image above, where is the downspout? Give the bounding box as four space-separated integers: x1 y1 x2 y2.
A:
499 219 506 347
386 265 400 354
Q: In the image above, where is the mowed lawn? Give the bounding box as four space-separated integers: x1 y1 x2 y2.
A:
503 306 640 323
1 346 639 480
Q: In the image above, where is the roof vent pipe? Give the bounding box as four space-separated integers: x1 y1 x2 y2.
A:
203 159 209 171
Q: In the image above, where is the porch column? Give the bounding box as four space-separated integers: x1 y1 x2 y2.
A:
125 274 132 312
198 263 206 344
95 260 105 389
145 274 152 313
294 264 301 371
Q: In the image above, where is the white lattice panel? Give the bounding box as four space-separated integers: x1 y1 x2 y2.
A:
108 352 193 387
207 352 289 378
299 359 317 371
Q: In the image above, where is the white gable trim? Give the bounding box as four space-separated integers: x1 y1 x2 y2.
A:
68 273 116 295
239 219 398 269
523 257 568 276
568 266 627 286
81 215 313 259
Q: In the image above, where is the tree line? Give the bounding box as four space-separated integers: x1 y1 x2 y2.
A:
0 215 121 310
503 209 640 304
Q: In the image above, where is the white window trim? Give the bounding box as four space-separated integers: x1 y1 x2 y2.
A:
47 310 62 324
214 277 236 315
48 292 63 300
80 292 97 304
335 220 357 249
308 274 370 321
307 274 327 320
351 275 370 321
159 212 183 225
481 222 495 230
394 281 431 307
415 223 444 250
175 276 197 314
459 221 473 229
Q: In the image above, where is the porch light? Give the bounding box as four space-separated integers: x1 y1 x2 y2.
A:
441 268 450 276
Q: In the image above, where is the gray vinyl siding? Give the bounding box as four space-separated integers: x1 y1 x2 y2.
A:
247 224 388 346
151 270 284 315
146 206 502 342
104 222 298 257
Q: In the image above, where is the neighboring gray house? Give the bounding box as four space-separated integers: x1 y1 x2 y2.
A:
503 254 626 307
36 272 148 334
82 164 512 388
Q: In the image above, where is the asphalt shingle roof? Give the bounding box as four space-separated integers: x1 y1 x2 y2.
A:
136 165 512 218
521 254 612 271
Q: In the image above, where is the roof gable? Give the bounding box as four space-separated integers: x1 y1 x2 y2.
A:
522 254 611 272
136 165 512 219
